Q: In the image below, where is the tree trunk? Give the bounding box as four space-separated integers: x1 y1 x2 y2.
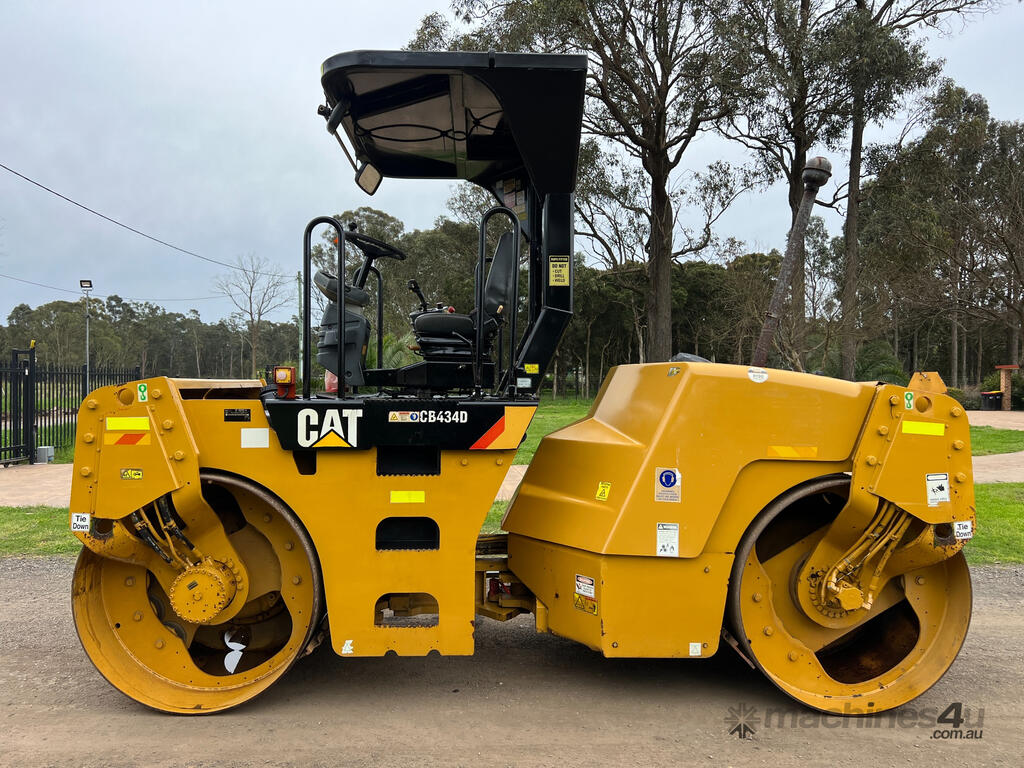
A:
645 164 673 362
787 167 807 369
584 322 593 399
841 77 866 380
959 324 968 389
912 327 919 373
792 250 806 369
752 176 820 368
892 310 899 365
976 330 983 387
632 299 646 363
950 311 959 389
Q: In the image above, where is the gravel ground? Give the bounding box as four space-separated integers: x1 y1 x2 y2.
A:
1 556 1021 767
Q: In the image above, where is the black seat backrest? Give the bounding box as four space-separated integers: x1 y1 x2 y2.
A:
481 232 515 324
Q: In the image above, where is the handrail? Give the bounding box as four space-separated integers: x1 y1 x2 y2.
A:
302 216 347 400
475 206 520 396
367 263 384 395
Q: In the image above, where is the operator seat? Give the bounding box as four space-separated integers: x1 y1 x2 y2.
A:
411 232 515 360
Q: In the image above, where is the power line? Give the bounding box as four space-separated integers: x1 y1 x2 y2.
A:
0 161 286 279
0 271 222 303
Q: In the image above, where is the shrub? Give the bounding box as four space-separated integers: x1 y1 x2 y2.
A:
980 372 1024 409
948 386 982 410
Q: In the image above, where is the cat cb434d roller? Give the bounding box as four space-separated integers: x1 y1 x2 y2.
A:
69 50 975 715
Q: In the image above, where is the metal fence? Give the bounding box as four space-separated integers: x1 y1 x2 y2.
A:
1 346 139 464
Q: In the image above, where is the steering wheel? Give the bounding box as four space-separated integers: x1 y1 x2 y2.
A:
343 231 405 288
344 231 406 261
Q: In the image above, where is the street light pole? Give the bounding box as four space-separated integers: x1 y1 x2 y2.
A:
80 279 93 392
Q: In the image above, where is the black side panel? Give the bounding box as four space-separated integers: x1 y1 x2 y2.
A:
376 445 441 476
375 517 441 550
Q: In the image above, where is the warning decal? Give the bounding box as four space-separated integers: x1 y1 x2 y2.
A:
595 481 611 502
573 594 598 615
549 255 570 286
926 473 951 506
655 467 681 502
657 522 679 557
575 574 595 598
104 415 151 446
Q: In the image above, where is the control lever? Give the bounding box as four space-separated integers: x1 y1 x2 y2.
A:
407 279 428 312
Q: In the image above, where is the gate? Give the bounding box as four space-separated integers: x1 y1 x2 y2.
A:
1 347 34 465
1 344 140 465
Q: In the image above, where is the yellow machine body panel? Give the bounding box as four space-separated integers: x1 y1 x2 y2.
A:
503 362 975 659
70 378 532 661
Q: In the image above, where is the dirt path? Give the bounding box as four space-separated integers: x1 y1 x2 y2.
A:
0 557 1021 767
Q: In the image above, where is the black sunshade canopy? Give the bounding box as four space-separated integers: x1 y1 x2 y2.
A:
320 50 587 197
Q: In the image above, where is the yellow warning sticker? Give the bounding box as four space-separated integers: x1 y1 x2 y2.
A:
105 416 150 431
901 421 944 436
548 255 570 286
767 445 819 458
524 363 539 374
595 481 611 502
119 468 143 480
573 594 598 615
390 490 425 504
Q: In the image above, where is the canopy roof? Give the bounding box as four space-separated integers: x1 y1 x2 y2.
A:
320 50 587 197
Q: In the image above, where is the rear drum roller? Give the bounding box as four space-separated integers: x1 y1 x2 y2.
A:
72 472 322 713
727 475 972 714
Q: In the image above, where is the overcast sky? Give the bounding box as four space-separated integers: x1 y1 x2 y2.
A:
2 1 1023 325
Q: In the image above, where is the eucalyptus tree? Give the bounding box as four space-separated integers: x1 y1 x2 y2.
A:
837 0 996 380
724 0 935 370
411 0 750 361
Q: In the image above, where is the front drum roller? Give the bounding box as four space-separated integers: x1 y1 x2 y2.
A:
727 475 972 714
72 471 322 713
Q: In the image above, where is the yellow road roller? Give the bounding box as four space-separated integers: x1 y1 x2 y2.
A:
68 50 975 715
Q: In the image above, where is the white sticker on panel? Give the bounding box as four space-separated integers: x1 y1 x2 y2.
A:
657 522 679 557
926 473 950 506
655 467 681 502
575 574 596 598
240 427 270 449
747 367 769 383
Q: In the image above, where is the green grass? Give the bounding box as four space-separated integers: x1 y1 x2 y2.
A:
487 484 1024 561
0 506 80 556
482 501 508 534
2 485 1021 563
514 399 592 464
965 483 1024 564
970 426 1024 456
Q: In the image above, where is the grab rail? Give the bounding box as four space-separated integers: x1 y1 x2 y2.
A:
302 216 347 400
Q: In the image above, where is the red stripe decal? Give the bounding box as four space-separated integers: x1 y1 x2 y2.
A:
470 415 506 450
116 433 145 445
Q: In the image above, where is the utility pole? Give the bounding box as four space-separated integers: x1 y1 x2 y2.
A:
80 279 93 391
751 158 831 368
